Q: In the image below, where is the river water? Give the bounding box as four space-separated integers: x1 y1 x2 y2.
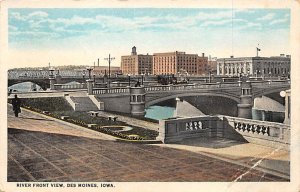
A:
145 105 284 123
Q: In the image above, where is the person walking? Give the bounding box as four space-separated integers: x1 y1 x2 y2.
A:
12 94 21 117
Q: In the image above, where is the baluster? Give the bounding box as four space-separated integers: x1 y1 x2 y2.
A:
251 124 256 133
234 122 238 129
256 125 261 134
193 121 198 130
246 124 251 133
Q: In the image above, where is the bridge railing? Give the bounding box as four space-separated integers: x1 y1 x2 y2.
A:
54 83 86 90
223 116 290 146
157 115 290 149
92 87 130 95
91 80 290 95
144 82 240 92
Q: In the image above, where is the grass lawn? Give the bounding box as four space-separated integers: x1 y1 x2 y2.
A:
8 97 158 140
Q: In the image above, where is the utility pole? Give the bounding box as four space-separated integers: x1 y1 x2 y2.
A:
104 54 115 79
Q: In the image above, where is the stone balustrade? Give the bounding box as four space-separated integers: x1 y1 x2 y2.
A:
53 83 86 90
157 115 290 150
92 87 130 95
90 80 289 95
224 116 290 146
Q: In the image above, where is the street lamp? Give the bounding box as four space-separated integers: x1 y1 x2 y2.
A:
141 73 144 85
86 67 93 79
49 67 55 78
82 70 86 80
128 74 131 87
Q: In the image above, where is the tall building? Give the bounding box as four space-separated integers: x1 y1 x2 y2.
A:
217 54 291 77
152 51 208 75
93 66 121 76
121 46 153 75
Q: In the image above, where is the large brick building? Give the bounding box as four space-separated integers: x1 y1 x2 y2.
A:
93 66 121 76
152 51 208 75
217 54 291 77
121 46 152 75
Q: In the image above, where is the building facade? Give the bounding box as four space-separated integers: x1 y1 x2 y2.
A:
152 51 208 75
93 66 121 76
121 46 153 75
208 56 218 74
217 54 291 77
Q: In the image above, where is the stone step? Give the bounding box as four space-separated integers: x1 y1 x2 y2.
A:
69 96 99 111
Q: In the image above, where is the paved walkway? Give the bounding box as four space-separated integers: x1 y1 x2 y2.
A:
99 111 159 131
7 106 289 182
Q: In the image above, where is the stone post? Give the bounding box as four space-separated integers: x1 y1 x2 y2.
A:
86 79 94 95
237 81 253 119
283 89 291 125
49 77 56 90
49 67 56 90
130 86 146 116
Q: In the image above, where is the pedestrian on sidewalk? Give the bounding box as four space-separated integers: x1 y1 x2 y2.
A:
12 94 21 117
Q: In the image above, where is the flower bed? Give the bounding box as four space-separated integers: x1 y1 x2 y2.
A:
8 97 158 140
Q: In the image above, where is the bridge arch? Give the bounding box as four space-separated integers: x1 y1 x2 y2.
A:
8 80 49 91
145 92 240 107
253 86 290 98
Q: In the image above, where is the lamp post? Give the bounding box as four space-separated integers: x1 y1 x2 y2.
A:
82 70 86 81
128 74 131 87
141 73 144 85
49 67 55 78
86 67 93 80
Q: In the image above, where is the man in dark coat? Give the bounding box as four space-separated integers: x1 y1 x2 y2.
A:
12 94 21 117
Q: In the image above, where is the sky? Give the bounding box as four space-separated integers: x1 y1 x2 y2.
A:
7 8 290 68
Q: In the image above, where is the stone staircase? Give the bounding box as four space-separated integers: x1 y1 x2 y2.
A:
65 96 103 111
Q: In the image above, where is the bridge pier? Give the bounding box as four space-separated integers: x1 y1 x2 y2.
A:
237 81 253 119
87 79 93 95
130 86 146 116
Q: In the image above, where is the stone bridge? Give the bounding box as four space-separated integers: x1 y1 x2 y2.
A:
8 75 153 90
8 77 87 90
90 80 290 118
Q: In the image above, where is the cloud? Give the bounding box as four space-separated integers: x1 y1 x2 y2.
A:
9 25 18 31
196 10 232 21
10 31 60 39
235 9 255 14
269 18 288 25
28 11 48 18
10 11 49 21
257 13 275 21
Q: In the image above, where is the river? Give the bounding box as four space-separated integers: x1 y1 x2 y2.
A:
145 105 284 123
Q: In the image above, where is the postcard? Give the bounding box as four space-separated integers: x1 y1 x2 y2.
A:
1 0 300 192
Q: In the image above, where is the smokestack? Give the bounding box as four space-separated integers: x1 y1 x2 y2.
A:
131 46 137 55
98 58 99 67
202 53 205 57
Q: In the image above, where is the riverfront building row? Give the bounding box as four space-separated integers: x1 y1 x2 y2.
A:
121 47 209 76
217 54 291 77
